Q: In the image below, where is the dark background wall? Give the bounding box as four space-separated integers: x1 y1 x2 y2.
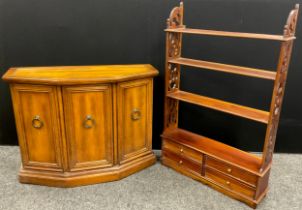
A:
0 0 301 153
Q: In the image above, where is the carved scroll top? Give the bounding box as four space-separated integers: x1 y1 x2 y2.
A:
167 1 184 29
284 4 299 37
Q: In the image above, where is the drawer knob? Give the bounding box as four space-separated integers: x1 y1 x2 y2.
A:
32 115 44 129
180 148 184 153
226 181 230 185
179 160 183 165
131 108 141 121
227 168 232 173
83 115 95 129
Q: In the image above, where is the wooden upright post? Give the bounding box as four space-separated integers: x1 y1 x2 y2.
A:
164 1 184 130
260 4 299 172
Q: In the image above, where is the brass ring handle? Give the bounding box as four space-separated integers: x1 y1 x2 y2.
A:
32 115 44 129
83 115 95 129
131 108 141 121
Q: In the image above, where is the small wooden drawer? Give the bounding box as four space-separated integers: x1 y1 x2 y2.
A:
206 167 255 198
206 157 258 187
162 149 202 175
162 139 203 163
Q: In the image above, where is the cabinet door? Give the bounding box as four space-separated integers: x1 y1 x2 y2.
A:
63 85 114 171
10 84 63 171
117 79 153 164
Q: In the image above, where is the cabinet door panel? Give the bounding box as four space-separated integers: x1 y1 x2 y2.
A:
10 84 63 171
63 85 113 171
117 79 153 163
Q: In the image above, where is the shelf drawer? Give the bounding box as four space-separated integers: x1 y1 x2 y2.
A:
162 149 202 175
206 167 255 198
162 139 203 163
206 157 258 187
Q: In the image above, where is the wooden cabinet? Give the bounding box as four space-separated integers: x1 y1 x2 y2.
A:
3 64 158 187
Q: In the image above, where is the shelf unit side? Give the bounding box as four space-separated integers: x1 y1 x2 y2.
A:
260 4 299 172
164 1 184 130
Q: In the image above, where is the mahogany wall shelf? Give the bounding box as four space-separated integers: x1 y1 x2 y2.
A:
161 1 299 208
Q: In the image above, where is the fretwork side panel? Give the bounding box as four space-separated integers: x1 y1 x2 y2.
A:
164 1 184 130
261 5 299 171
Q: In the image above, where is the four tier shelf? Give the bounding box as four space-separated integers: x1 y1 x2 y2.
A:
161 1 299 208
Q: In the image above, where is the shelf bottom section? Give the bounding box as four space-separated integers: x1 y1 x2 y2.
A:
161 128 271 208
161 128 263 174
161 155 268 209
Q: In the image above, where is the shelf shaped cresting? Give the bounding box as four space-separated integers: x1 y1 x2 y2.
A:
161 1 299 208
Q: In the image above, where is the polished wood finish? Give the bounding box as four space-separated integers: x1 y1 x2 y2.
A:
2 64 158 85
62 85 114 171
205 167 255 198
162 138 203 163
207 157 258 187
162 1 298 208
161 153 267 208
162 135 269 208
19 154 156 187
3 64 158 187
165 28 296 41
117 79 153 164
162 150 202 175
167 90 270 124
10 84 64 172
162 129 262 174
261 5 299 171
168 57 276 80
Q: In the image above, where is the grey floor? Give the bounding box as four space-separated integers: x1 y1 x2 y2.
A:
0 146 301 210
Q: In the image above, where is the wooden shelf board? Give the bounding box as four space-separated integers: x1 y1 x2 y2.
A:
165 28 295 41
168 57 276 80
161 128 262 174
167 90 270 124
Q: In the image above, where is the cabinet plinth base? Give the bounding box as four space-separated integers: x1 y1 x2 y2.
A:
19 153 156 188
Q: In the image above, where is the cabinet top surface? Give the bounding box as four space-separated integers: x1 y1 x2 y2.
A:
2 64 158 85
